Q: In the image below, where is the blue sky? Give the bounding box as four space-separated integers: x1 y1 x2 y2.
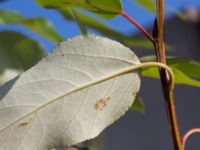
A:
0 0 200 52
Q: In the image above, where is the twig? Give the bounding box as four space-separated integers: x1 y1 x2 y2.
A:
153 0 183 149
120 3 182 149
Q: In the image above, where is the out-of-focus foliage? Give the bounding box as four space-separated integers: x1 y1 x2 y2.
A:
79 147 95 150
141 56 200 88
130 95 145 114
134 0 156 13
0 31 45 73
35 0 122 19
59 8 153 49
166 7 188 20
0 10 62 42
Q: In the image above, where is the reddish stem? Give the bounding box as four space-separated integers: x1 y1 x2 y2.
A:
182 128 200 149
120 10 155 43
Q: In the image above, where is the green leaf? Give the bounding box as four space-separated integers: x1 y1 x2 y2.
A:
0 31 45 73
140 56 200 88
167 58 200 79
172 68 200 87
0 9 63 42
59 8 153 49
141 67 200 88
35 0 122 19
134 0 156 13
130 95 145 114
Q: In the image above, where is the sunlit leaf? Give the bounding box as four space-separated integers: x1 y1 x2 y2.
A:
0 9 63 42
59 8 153 49
35 0 122 19
0 69 21 85
167 58 200 79
0 31 45 73
140 56 200 88
142 67 200 88
0 35 141 149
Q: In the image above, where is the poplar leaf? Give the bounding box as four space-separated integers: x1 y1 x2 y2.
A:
0 35 141 150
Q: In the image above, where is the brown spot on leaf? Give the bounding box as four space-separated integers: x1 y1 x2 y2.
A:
94 97 110 111
18 122 28 127
132 92 138 98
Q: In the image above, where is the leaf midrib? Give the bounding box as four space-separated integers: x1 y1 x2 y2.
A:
0 62 138 132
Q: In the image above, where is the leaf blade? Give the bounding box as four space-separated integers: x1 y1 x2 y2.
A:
141 56 200 88
0 35 141 149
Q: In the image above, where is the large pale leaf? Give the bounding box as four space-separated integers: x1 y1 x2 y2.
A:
0 10 62 42
35 0 122 19
0 69 21 85
0 34 141 149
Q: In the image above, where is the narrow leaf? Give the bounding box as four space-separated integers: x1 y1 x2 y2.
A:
0 9 63 42
35 0 122 19
172 68 200 87
167 58 200 79
141 56 200 88
142 67 200 87
0 35 141 149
